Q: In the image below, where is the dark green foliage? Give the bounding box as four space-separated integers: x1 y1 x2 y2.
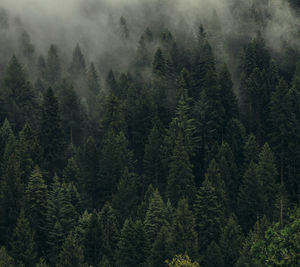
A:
79 136 99 209
99 203 119 264
0 246 15 266
40 87 65 177
25 166 48 255
0 7 299 266
148 226 174 267
237 161 264 232
99 131 134 205
219 64 239 121
217 142 239 211
46 45 61 84
69 44 86 77
46 176 78 264
220 215 244 267
82 212 102 266
117 218 146 267
167 133 196 204
193 178 223 255
59 81 83 145
202 241 224 267
1 56 36 131
112 168 141 223
56 232 86 267
143 119 164 190
10 209 37 266
144 189 167 246
172 199 198 260
256 143 279 221
0 150 24 246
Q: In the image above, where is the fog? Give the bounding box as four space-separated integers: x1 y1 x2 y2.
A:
0 0 299 73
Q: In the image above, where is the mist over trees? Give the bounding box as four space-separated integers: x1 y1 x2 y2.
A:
0 0 299 266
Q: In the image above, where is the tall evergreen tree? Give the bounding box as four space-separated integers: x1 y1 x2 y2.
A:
1 56 36 131
117 218 146 267
59 81 82 145
56 232 86 267
193 177 223 255
112 168 141 223
25 166 48 256
0 151 23 246
10 209 37 267
167 133 196 204
144 189 167 247
237 161 264 232
220 215 244 267
99 203 120 265
172 199 198 260
40 87 65 178
69 44 86 77
256 143 279 221
46 45 61 85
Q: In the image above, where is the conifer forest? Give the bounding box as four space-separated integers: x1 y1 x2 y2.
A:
0 0 300 266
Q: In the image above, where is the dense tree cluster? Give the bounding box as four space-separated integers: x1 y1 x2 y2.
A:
0 2 299 267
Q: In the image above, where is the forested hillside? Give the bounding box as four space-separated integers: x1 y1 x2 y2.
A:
0 0 299 266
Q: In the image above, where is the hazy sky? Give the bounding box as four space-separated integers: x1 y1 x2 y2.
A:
0 0 299 68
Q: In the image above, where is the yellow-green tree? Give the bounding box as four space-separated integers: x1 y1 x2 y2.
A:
166 254 200 267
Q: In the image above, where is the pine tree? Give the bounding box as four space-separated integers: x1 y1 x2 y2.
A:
117 218 146 267
26 166 48 256
237 161 264 232
46 176 77 264
193 177 223 255
269 78 300 200
172 199 198 260
220 215 244 267
119 16 129 40
217 142 239 211
99 203 120 265
0 246 15 266
219 64 239 122
40 87 65 178
256 143 279 221
87 62 100 113
135 34 149 69
99 131 134 206
153 48 166 77
20 30 35 60
112 168 141 223
202 241 224 267
147 225 174 267
143 119 164 190
16 123 42 184
1 56 36 131
56 232 86 267
83 212 102 266
106 69 118 96
204 159 228 213
243 134 260 170
59 80 82 145
69 44 86 77
144 189 167 247
10 209 37 266
37 55 47 81
80 136 99 209
46 45 61 84
0 151 23 246
167 133 196 204
63 157 80 185
0 119 13 173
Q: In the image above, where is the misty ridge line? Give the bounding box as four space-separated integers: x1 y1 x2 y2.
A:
0 0 299 80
